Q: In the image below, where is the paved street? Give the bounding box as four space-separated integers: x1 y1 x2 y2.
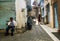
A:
0 25 53 41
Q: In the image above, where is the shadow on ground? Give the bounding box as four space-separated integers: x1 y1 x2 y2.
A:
52 32 60 40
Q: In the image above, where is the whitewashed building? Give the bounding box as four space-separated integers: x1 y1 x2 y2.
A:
16 0 27 29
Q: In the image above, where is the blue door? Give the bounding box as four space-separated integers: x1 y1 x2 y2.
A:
54 3 58 29
0 0 16 29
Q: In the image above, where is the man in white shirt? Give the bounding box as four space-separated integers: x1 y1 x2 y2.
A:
5 17 17 36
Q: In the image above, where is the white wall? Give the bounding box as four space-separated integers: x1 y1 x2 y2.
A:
15 0 27 29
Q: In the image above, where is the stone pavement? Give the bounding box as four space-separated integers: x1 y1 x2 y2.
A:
0 25 53 41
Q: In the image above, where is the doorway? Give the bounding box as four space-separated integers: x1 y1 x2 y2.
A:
54 3 59 29
46 4 50 24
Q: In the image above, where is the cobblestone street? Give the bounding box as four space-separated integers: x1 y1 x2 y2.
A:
0 25 53 41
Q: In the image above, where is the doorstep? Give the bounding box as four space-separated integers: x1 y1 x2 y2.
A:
0 29 5 33
0 29 17 34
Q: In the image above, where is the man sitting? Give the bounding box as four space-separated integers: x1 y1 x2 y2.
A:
5 17 17 36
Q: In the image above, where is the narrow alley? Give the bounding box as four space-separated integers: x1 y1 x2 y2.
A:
0 0 60 41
